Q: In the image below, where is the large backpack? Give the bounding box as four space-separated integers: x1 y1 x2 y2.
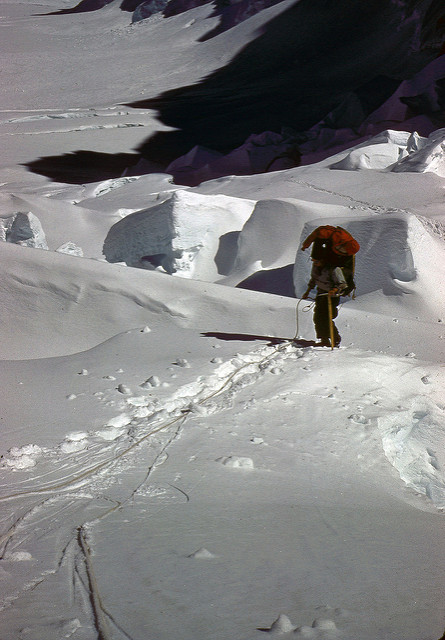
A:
302 225 360 295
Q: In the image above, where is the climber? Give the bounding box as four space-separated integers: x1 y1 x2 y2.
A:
302 258 348 348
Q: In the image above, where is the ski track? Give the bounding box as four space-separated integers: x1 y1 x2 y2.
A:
0 108 153 126
3 123 147 136
0 341 444 637
288 178 413 216
288 178 445 240
0 108 154 141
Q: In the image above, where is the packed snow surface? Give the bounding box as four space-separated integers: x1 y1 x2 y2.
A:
0 2 445 640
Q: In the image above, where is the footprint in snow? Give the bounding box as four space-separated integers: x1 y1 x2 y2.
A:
140 375 161 388
260 613 340 636
4 551 33 562
265 614 296 633
286 619 339 637
2 444 46 470
270 367 284 375
59 438 88 454
217 455 254 469
187 547 217 559
95 425 127 441
348 414 370 425
174 358 190 368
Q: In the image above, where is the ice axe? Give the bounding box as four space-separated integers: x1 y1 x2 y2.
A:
327 292 335 351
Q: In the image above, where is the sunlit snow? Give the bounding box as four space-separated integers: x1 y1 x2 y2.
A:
0 1 444 640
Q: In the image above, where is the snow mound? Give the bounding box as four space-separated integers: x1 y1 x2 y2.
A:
0 240 297 359
6 212 48 250
311 618 337 630
378 397 445 509
5 192 117 259
103 189 255 280
220 198 368 292
331 128 445 176
392 128 445 177
187 547 217 559
269 613 296 633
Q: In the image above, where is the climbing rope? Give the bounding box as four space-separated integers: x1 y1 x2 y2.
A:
293 296 315 341
0 338 295 508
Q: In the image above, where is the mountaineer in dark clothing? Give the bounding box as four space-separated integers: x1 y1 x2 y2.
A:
302 258 348 347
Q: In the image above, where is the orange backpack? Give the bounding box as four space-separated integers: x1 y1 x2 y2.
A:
302 225 360 259
302 225 360 296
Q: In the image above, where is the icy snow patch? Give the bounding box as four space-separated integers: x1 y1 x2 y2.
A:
92 177 139 198
95 425 128 441
105 413 133 428
331 128 445 177
293 619 338 637
378 398 445 508
66 431 89 441
3 444 46 470
4 551 33 562
56 241 83 257
60 431 88 453
60 439 88 453
392 128 445 177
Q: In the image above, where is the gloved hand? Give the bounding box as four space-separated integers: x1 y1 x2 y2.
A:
302 287 312 299
343 280 356 296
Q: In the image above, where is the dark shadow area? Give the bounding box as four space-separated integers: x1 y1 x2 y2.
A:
192 0 283 41
214 231 240 276
43 0 117 15
23 151 141 184
41 0 282 43
42 0 193 16
27 0 444 184
202 332 316 347
237 264 296 298
127 0 443 166
120 0 147 10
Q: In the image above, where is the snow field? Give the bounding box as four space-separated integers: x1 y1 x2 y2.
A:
1 179 444 637
2 337 443 535
1 1 445 638
42 340 441 640
1 174 445 639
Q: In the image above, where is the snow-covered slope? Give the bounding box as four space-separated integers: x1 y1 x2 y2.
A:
0 2 445 640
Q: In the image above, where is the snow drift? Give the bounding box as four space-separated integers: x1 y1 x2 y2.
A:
103 189 255 278
331 128 445 176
